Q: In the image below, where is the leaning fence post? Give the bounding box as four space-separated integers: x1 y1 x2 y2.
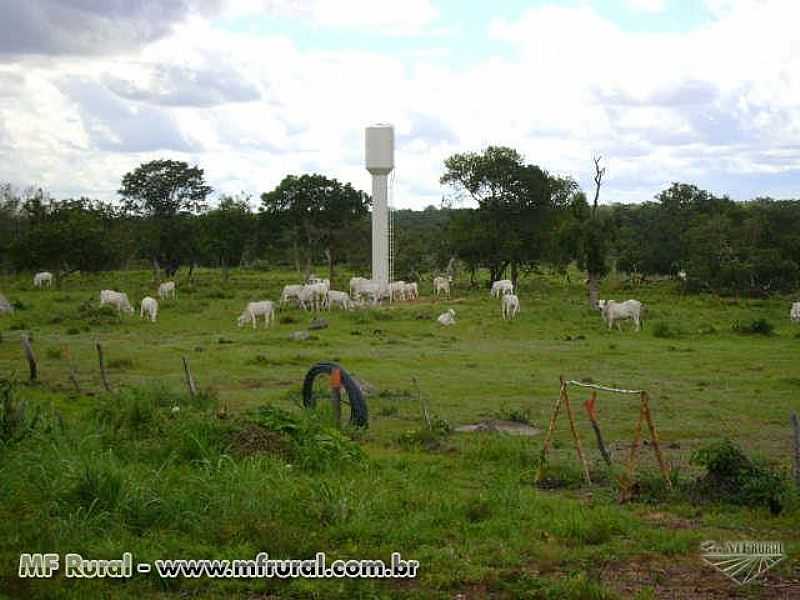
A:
791 411 800 489
182 356 197 399
96 342 111 392
21 333 37 383
64 345 82 395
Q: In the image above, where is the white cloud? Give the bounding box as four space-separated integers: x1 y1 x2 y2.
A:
625 0 667 13
1 1 799 209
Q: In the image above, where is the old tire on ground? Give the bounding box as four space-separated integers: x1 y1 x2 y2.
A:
302 362 368 428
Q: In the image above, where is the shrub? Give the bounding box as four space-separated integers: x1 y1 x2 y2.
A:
251 405 364 470
690 438 790 513
731 318 774 336
397 414 452 450
652 321 683 338
45 347 64 360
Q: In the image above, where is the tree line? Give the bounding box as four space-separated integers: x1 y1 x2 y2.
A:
1 151 798 297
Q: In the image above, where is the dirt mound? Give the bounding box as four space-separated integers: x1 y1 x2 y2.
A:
229 424 291 459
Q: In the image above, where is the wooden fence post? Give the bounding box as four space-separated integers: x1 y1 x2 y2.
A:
182 356 197 399
791 411 800 489
21 334 37 383
96 342 111 392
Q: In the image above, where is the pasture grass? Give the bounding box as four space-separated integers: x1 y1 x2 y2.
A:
0 267 799 598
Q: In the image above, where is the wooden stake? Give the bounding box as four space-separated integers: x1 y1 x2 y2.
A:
585 391 612 467
412 377 431 431
620 401 645 502
563 384 592 485
182 356 197 399
642 392 672 490
96 342 111 392
791 411 800 489
64 346 81 395
21 334 37 383
535 383 564 483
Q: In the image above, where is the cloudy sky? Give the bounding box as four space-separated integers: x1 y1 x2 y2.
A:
0 0 799 209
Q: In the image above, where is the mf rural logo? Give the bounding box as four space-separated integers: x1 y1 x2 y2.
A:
701 540 786 585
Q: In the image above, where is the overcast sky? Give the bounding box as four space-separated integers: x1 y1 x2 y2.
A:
0 0 799 209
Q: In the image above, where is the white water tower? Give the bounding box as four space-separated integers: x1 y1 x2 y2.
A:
365 124 394 285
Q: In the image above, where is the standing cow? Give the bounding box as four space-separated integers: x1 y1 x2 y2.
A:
598 299 644 332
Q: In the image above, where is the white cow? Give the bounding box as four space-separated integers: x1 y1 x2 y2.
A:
404 282 418 300
326 290 353 311
502 294 520 320
433 276 451 298
491 279 513 297
0 292 13 315
359 281 389 305
238 300 275 329
158 281 176 300
389 281 406 303
598 299 644 332
677 270 687 281
34 272 53 288
100 290 134 314
298 283 327 311
437 308 456 326
350 277 369 297
140 296 158 322
280 284 305 307
790 302 800 323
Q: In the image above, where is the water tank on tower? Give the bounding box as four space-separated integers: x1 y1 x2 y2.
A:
365 124 395 285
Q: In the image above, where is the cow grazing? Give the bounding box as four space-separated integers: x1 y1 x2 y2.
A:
100 290 134 314
140 296 158 322
280 284 305 307
502 294 520 320
298 283 328 311
238 301 275 329
158 281 176 300
598 299 644 331
437 308 456 326
326 290 353 311
791 302 800 323
350 277 369 297
34 272 53 288
389 281 406 303
491 279 513 297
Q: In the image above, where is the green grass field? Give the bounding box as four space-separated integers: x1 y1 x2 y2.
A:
1 268 798 599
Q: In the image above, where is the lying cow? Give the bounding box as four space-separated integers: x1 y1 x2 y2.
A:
597 299 644 332
437 308 456 326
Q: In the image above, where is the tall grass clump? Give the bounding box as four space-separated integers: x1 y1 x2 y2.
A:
731 318 774 336
251 405 364 471
690 438 791 513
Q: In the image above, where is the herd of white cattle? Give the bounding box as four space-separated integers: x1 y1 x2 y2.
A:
20 271 800 331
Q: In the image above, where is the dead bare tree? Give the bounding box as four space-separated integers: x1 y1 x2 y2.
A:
586 155 606 309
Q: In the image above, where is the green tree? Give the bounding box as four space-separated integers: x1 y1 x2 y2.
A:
118 159 212 277
260 174 370 282
441 146 575 286
199 195 255 280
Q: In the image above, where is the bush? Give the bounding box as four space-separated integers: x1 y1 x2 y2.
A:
251 405 364 470
731 318 774 336
690 438 790 513
652 321 683 338
397 414 452 450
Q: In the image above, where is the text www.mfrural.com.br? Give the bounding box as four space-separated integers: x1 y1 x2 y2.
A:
18 552 419 579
